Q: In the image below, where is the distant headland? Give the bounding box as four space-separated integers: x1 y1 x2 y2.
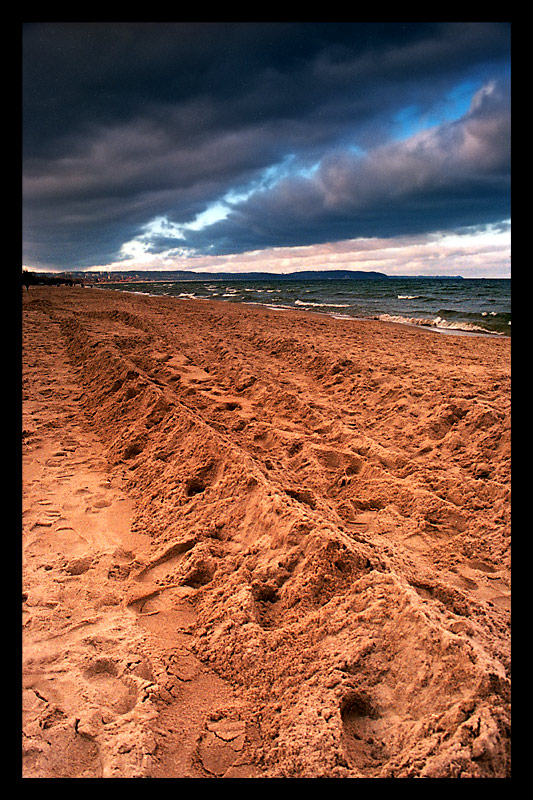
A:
23 268 466 286
89 269 393 282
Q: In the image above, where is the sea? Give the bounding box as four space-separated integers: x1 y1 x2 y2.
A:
99 276 511 337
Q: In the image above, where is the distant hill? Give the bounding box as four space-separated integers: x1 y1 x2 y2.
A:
278 270 388 280
26 268 466 283
85 269 390 282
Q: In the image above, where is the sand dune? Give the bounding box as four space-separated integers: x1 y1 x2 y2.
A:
22 286 510 778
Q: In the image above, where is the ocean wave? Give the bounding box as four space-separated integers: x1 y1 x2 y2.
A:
397 294 424 300
377 313 501 335
438 308 510 320
295 300 351 308
433 316 499 334
481 310 510 318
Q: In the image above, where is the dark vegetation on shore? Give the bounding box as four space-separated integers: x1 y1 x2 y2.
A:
22 270 84 289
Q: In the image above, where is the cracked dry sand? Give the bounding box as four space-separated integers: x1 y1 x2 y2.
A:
22 287 510 778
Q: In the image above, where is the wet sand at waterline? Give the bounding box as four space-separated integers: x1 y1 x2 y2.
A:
22 286 510 778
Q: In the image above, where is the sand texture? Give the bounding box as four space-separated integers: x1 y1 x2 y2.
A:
22 286 511 778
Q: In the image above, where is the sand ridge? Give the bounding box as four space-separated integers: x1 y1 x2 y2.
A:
22 286 510 778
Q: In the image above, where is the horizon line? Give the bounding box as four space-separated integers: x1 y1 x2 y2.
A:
22 266 510 279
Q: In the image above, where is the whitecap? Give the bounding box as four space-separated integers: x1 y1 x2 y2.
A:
378 313 501 336
295 300 351 308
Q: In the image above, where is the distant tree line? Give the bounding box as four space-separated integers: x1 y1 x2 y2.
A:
22 270 83 290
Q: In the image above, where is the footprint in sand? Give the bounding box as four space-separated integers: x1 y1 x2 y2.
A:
82 657 138 715
29 507 62 529
26 525 90 559
340 690 388 776
85 496 112 513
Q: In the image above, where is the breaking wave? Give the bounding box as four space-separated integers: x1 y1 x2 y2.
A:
295 300 351 308
377 313 502 336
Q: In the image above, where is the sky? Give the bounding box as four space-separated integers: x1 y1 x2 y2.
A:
22 22 511 277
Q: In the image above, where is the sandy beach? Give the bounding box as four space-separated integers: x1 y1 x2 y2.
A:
22 285 510 778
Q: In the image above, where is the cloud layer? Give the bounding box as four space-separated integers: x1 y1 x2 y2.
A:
22 22 511 272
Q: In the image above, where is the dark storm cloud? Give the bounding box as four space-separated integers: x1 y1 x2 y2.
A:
22 22 511 270
186 76 510 254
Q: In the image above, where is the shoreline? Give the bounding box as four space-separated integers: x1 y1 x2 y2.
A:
23 286 510 778
89 283 510 339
